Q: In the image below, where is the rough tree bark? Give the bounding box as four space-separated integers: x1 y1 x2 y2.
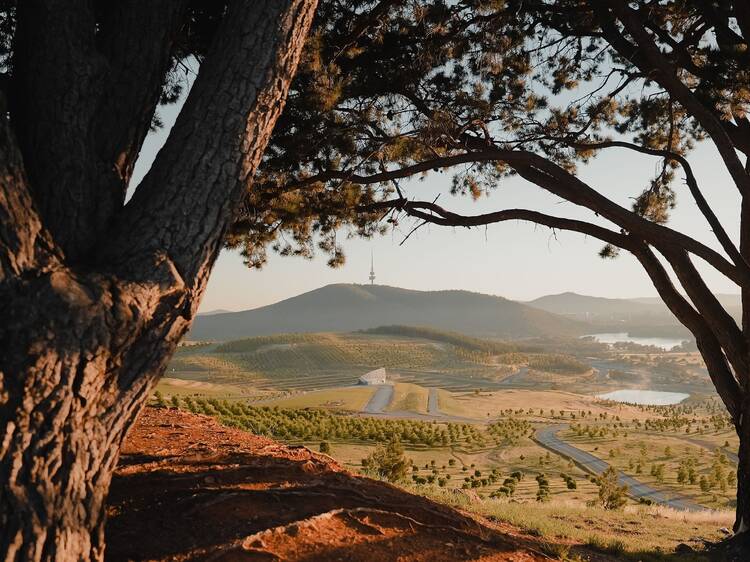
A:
0 1 318 561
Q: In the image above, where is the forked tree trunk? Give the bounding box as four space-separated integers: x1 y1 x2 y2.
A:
0 1 318 560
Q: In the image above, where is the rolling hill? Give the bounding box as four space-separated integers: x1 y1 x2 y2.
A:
526 292 669 319
188 284 586 341
527 291 740 337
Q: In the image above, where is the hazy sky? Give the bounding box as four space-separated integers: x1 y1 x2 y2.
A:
133 84 741 314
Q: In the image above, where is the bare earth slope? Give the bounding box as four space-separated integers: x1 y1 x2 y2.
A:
106 408 557 561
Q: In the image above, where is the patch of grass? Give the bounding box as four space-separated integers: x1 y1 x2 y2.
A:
407 489 730 557
538 540 571 560
264 386 376 411
387 383 430 414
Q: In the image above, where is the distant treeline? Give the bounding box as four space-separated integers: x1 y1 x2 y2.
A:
527 353 590 374
213 333 320 353
163 396 478 447
361 325 517 354
362 326 589 373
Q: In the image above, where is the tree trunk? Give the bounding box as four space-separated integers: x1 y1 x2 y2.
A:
0 1 318 559
736 400 750 535
0 271 169 562
0 393 120 562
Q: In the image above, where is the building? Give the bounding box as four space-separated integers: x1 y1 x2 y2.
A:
359 367 387 385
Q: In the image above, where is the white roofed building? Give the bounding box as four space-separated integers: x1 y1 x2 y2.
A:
359 368 387 385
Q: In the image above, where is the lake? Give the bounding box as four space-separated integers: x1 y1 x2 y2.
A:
596 389 689 405
585 332 686 350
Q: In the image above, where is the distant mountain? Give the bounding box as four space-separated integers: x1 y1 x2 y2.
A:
632 293 741 311
527 292 669 319
197 309 234 316
188 284 586 341
528 292 741 325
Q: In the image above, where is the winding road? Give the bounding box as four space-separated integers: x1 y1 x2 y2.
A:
535 424 704 511
361 386 708 511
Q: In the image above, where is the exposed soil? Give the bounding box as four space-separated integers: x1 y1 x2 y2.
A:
106 407 569 561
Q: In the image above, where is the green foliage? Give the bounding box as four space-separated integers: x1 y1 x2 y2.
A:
535 473 551 502
181 398 469 447
362 440 411 483
361 325 517 355
595 467 628 511
319 441 331 454
214 333 319 353
222 0 747 269
527 354 589 375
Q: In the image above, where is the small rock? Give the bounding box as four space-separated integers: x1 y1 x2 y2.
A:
720 527 732 536
675 543 694 554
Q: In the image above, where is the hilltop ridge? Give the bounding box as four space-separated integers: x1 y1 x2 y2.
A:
189 283 585 341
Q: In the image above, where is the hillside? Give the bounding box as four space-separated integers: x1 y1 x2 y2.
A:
106 407 552 561
169 327 593 392
189 284 585 341
527 292 670 319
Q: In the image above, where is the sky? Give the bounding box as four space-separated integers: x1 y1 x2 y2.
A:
133 80 742 314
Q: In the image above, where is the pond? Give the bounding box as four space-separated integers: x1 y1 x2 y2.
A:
596 389 689 405
585 332 686 350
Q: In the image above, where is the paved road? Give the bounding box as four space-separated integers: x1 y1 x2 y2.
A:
535 424 704 511
363 385 394 414
427 388 439 415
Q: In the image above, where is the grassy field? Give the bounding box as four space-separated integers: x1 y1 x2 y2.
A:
155 377 248 399
436 388 654 421
414 488 732 559
261 386 376 411
563 425 738 510
297 435 603 504
158 386 739 558
387 383 430 413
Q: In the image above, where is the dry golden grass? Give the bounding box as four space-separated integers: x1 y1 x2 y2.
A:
387 382 430 413
263 386 377 411
440 389 652 420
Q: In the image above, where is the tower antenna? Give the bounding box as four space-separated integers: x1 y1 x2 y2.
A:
369 250 376 285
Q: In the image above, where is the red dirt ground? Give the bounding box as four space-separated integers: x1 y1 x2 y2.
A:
105 407 594 561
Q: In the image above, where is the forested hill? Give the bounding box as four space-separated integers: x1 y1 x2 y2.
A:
189 284 586 341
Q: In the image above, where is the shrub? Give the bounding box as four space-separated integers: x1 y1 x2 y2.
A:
362 440 411 483
596 467 628 510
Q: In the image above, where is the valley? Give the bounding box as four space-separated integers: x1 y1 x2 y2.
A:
151 286 740 557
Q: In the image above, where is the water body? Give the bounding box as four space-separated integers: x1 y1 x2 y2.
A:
597 389 689 405
585 332 686 350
